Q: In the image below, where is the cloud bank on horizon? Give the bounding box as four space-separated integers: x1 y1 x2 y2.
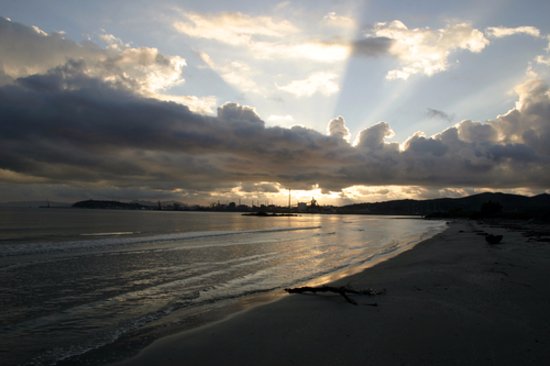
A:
0 13 549 204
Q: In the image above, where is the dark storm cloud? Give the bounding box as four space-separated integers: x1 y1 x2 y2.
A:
1 19 550 199
1 64 550 196
0 63 345 191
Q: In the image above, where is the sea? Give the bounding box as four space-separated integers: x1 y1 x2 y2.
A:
0 208 447 365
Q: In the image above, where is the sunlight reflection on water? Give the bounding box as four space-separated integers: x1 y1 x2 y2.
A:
0 209 445 365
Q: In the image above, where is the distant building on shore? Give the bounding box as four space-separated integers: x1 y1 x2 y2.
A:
296 197 320 213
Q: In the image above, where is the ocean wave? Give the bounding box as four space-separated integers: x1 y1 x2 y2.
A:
0 225 322 258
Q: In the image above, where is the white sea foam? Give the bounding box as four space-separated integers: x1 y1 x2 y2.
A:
0 225 322 257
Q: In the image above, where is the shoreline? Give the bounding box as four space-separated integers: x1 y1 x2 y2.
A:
113 220 550 365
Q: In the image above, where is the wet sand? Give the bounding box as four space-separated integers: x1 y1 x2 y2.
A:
114 220 550 365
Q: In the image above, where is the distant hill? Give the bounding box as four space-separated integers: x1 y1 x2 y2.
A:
72 200 153 210
338 192 550 219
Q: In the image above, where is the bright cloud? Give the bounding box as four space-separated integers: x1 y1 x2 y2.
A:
174 10 350 63
369 20 489 80
486 26 541 38
327 116 351 142
322 12 356 30
251 40 350 63
0 17 186 96
182 12 350 99
535 36 550 66
277 72 339 97
199 52 261 94
339 185 545 205
178 10 545 88
341 185 446 203
174 11 299 46
31 25 48 37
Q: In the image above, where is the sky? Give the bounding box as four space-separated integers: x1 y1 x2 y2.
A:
1 0 549 205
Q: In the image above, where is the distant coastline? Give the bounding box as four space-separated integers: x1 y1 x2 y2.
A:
62 192 550 220
1 192 548 220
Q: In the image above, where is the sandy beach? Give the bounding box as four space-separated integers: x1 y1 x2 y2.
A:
114 220 550 365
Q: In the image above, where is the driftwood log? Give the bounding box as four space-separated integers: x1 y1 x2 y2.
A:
284 285 385 306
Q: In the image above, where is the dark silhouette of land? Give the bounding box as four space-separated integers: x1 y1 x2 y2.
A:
339 192 550 219
242 212 299 217
69 192 550 220
72 200 151 210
